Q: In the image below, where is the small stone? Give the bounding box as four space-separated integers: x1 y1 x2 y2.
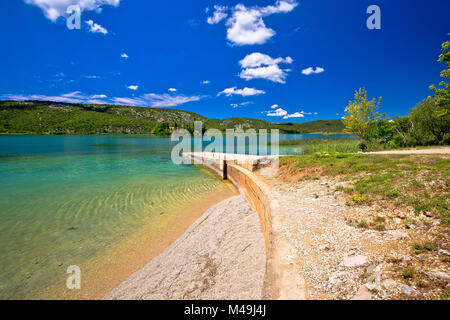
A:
328 271 349 286
386 230 408 240
397 212 407 219
400 284 419 296
438 249 450 256
446 283 450 289
382 279 398 294
427 270 450 281
351 286 373 300
341 255 369 268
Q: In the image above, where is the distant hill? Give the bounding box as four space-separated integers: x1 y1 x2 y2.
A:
0 100 345 135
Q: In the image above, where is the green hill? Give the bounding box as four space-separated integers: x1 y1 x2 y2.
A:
0 100 345 135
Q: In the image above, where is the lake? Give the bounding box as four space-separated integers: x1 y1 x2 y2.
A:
0 134 356 299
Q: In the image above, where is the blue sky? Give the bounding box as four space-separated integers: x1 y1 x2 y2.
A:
0 0 449 122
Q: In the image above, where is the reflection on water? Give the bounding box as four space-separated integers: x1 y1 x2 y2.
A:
0 134 356 299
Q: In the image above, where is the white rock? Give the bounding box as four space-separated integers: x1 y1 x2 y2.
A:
438 249 450 256
386 230 408 240
341 255 369 268
382 279 399 294
400 284 419 296
351 286 373 300
427 270 450 281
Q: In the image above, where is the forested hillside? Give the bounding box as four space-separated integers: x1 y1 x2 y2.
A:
0 100 345 135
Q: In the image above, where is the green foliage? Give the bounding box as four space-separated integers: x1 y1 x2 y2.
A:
0 101 346 135
409 100 449 145
151 122 171 135
402 268 414 279
342 88 382 141
279 138 360 154
352 194 367 204
441 289 450 300
429 34 450 118
281 154 450 225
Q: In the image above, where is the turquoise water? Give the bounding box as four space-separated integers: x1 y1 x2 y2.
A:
0 135 231 299
0 133 356 299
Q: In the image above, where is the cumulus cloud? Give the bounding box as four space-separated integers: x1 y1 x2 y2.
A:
127 85 139 91
24 0 120 21
85 20 108 34
267 108 288 117
206 1 298 45
239 52 293 68
201 80 211 85
283 112 304 119
121 53 129 59
218 87 266 97
263 105 314 119
168 88 177 92
301 67 325 75
239 52 293 83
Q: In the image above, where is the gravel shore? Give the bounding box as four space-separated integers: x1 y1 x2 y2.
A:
104 195 266 300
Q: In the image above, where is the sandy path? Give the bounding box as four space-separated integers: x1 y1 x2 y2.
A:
366 147 450 155
104 196 266 300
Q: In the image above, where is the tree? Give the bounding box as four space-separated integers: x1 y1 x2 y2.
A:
429 34 450 115
410 100 449 145
392 115 414 148
426 34 450 144
342 88 382 141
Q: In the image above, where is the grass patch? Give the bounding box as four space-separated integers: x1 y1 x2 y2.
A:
280 153 450 225
441 289 450 300
280 139 360 155
402 268 414 279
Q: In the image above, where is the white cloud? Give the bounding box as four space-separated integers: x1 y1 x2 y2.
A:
301 67 325 75
239 52 293 83
84 75 102 79
263 105 312 119
2 90 203 108
85 20 108 34
267 108 288 117
1 91 109 104
127 85 139 91
114 93 203 108
121 53 129 59
168 88 177 92
91 94 107 99
201 80 211 85
239 52 293 68
218 87 266 97
206 1 298 45
24 0 121 21
207 5 228 24
283 112 304 119
231 101 253 108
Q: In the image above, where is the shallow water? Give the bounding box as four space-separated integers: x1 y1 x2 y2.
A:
0 135 232 299
0 133 356 299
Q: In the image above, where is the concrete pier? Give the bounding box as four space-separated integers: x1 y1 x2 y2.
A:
182 152 308 300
